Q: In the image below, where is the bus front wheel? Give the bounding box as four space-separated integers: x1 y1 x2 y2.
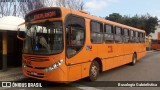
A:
89 61 100 81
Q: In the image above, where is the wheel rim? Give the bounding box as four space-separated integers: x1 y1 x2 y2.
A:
91 64 98 77
133 55 136 64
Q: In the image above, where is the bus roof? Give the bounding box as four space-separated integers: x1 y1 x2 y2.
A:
26 7 145 33
64 8 145 33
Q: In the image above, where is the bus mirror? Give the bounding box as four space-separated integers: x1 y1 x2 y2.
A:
66 27 72 34
69 27 72 34
17 28 25 41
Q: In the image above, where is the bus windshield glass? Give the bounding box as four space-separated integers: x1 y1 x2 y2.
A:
23 21 63 55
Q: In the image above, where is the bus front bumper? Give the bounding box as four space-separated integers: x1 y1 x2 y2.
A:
22 66 66 82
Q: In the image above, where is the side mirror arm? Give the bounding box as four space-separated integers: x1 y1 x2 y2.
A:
17 28 25 41
17 35 25 41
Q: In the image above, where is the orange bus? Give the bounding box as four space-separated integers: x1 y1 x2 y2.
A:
17 7 146 82
151 39 160 50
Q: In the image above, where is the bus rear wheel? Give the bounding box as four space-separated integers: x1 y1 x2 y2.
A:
89 61 99 81
131 53 137 65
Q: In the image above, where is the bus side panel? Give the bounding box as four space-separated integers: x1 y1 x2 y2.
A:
138 43 146 60
151 44 160 50
115 44 124 66
100 44 127 71
68 65 82 81
104 56 126 71
137 52 145 60
138 43 142 51
123 44 134 63
113 56 123 68
151 44 155 49
98 44 116 71
123 54 132 64
158 44 160 49
81 62 91 78
107 44 125 69
137 51 146 60
104 58 115 71
105 58 121 70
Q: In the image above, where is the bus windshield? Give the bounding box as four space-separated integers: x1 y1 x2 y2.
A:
23 21 63 55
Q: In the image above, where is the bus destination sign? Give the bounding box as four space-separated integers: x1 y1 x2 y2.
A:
25 8 61 22
34 11 56 20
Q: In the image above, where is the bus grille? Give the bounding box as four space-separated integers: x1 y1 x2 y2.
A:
23 55 49 62
27 71 44 78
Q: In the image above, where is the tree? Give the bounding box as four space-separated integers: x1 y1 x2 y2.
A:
144 16 158 35
19 0 45 17
106 13 158 35
105 13 122 23
55 0 85 10
0 0 85 18
0 1 21 17
0 0 46 18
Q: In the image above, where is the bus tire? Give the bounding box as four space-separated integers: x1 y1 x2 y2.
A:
131 53 137 66
89 60 99 81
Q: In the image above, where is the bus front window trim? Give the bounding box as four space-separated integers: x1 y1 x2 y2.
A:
23 21 64 55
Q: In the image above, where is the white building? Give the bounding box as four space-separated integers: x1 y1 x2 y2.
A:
149 22 160 39
0 16 25 71
0 16 25 31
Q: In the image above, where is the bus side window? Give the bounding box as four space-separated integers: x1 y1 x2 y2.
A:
90 21 103 43
115 27 123 43
104 24 114 43
65 15 85 58
139 32 143 43
130 30 135 43
135 31 139 43
123 28 129 43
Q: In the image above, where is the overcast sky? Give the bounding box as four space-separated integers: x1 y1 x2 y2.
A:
84 0 160 19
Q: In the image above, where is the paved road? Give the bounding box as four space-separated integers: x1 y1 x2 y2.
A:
98 50 160 81
1 51 160 90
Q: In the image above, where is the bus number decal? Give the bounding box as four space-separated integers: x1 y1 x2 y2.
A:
108 46 113 53
86 45 92 51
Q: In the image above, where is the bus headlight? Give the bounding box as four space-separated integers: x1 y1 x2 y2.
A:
23 63 27 68
44 60 63 72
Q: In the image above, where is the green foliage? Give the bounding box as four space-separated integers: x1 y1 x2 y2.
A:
105 13 122 22
106 13 158 36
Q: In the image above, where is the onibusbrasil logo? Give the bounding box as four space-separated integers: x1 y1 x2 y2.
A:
2 82 42 88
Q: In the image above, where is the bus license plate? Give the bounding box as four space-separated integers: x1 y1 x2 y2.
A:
30 72 38 75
